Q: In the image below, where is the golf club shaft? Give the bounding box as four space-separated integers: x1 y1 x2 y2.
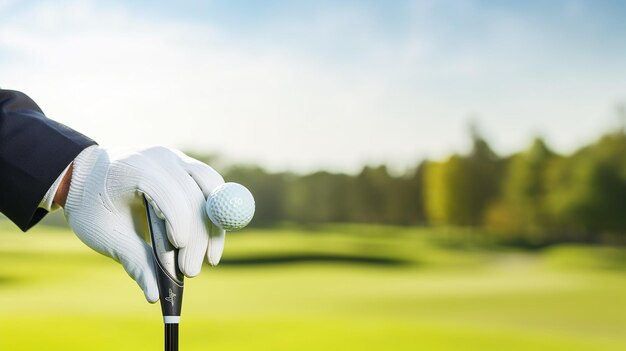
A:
145 198 184 351
165 323 179 351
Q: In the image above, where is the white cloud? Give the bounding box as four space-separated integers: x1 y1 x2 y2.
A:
0 0 623 173
0 0 440 173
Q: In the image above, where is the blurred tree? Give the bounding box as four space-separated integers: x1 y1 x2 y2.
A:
224 165 289 226
423 160 443 224
492 138 556 240
466 125 502 226
344 165 425 225
424 126 500 226
186 123 626 244
286 171 351 223
424 156 466 225
546 131 626 242
403 162 427 224
349 167 381 222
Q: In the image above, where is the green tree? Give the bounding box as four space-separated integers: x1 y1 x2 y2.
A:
494 138 556 239
423 155 466 225
546 131 626 241
424 127 501 226
224 165 289 226
465 127 502 226
285 171 351 223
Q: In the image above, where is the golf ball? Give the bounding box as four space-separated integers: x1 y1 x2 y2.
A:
206 182 255 231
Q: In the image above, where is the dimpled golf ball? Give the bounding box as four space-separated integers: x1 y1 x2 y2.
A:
206 182 255 231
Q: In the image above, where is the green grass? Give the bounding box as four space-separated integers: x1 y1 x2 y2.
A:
0 221 625 350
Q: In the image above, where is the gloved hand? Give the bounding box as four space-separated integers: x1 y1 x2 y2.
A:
63 145 225 302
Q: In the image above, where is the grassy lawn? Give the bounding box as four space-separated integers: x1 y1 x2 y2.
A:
0 221 625 350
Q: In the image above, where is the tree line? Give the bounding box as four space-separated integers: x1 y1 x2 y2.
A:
192 126 626 244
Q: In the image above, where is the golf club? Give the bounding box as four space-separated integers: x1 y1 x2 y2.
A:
145 197 184 351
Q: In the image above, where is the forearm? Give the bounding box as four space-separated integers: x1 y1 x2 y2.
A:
53 163 73 208
0 89 96 230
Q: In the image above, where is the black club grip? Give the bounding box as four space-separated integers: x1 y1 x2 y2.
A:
144 198 184 322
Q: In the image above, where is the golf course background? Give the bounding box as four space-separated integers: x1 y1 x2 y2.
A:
2 1 626 350
1 220 625 350
2 127 626 350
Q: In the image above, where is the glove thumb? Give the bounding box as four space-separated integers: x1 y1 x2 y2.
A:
115 228 160 303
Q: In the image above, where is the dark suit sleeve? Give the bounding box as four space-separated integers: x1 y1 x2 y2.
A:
0 89 97 231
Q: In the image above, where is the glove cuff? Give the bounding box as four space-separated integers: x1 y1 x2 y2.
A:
65 145 103 216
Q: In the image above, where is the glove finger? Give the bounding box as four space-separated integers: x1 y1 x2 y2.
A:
166 165 210 277
114 226 160 303
177 219 209 277
141 158 209 277
170 149 226 271
177 152 227 265
175 151 225 197
207 221 226 266
138 147 224 273
138 160 205 250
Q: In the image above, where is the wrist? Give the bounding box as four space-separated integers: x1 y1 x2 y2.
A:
54 163 73 208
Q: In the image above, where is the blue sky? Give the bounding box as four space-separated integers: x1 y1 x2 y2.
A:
1 0 626 173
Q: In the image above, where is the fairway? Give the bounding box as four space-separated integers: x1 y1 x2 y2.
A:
0 222 625 350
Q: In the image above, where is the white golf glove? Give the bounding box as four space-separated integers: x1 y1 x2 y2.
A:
64 145 225 302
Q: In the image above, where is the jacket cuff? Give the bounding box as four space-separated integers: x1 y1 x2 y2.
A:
0 90 98 231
